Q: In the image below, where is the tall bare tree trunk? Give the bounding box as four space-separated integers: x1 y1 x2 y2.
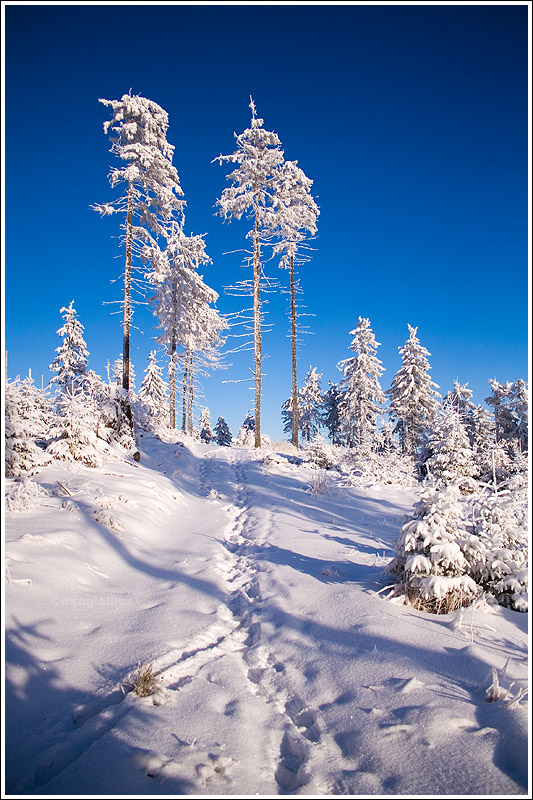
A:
187 351 194 434
123 182 134 392
182 357 188 432
290 252 299 449
169 340 176 429
253 217 262 448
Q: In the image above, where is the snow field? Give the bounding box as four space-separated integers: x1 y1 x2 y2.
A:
4 434 529 795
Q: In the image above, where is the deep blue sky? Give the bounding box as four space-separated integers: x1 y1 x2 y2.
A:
4 3 529 440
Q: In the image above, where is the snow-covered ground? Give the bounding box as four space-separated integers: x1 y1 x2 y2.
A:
4 433 529 796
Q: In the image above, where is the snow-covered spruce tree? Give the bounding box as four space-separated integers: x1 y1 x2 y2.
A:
460 485 528 612
214 416 232 446
46 384 104 468
386 484 480 613
304 433 342 470
265 159 319 448
322 382 346 446
214 98 285 447
138 350 168 428
388 324 441 457
509 379 528 453
49 301 89 393
5 376 52 476
337 317 386 450
147 223 227 431
236 412 257 448
93 93 185 392
199 408 215 443
443 380 477 446
423 407 479 492
298 367 323 443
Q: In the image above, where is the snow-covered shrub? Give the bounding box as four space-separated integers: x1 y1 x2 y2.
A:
235 413 256 447
341 446 416 487
46 387 105 468
95 384 138 459
5 478 50 513
5 377 52 476
307 469 333 497
461 485 528 612
304 434 342 470
386 484 481 613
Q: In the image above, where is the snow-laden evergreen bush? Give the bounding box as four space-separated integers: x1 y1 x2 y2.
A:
461 483 528 612
5 377 52 476
5 477 50 513
386 484 481 613
46 387 105 468
341 446 416 487
138 351 168 429
303 434 343 470
214 416 232 447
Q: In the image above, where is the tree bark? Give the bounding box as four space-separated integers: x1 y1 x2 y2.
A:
123 182 134 392
182 357 188 432
290 252 299 449
253 217 262 448
169 340 176 429
187 351 194 434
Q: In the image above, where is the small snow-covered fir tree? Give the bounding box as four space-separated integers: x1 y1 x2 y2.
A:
214 98 285 447
214 416 232 447
46 385 104 468
322 382 345 446
461 485 528 612
93 93 185 392
138 351 168 425
5 376 52 476
386 485 480 613
49 301 89 393
298 367 323 442
304 433 342 470
199 408 215 443
337 317 386 449
424 407 479 491
236 412 257 447
388 324 441 457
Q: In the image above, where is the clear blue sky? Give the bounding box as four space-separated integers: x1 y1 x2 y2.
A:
4 3 529 441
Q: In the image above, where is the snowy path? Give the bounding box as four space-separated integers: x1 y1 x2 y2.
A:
4 435 529 795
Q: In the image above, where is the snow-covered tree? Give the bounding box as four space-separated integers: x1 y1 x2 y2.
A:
199 408 215 443
461 485 528 612
337 317 386 449
214 416 232 447
322 382 345 446
93 93 185 392
49 301 89 393
424 407 479 490
443 380 477 446
138 351 168 424
388 324 441 456
147 223 227 431
265 159 319 448
236 412 256 447
214 98 285 447
5 376 52 476
46 385 105 468
298 367 323 442
386 485 480 613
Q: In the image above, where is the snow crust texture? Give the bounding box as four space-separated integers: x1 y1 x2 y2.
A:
4 435 529 796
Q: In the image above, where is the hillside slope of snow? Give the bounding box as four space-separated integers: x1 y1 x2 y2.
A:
4 433 529 795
